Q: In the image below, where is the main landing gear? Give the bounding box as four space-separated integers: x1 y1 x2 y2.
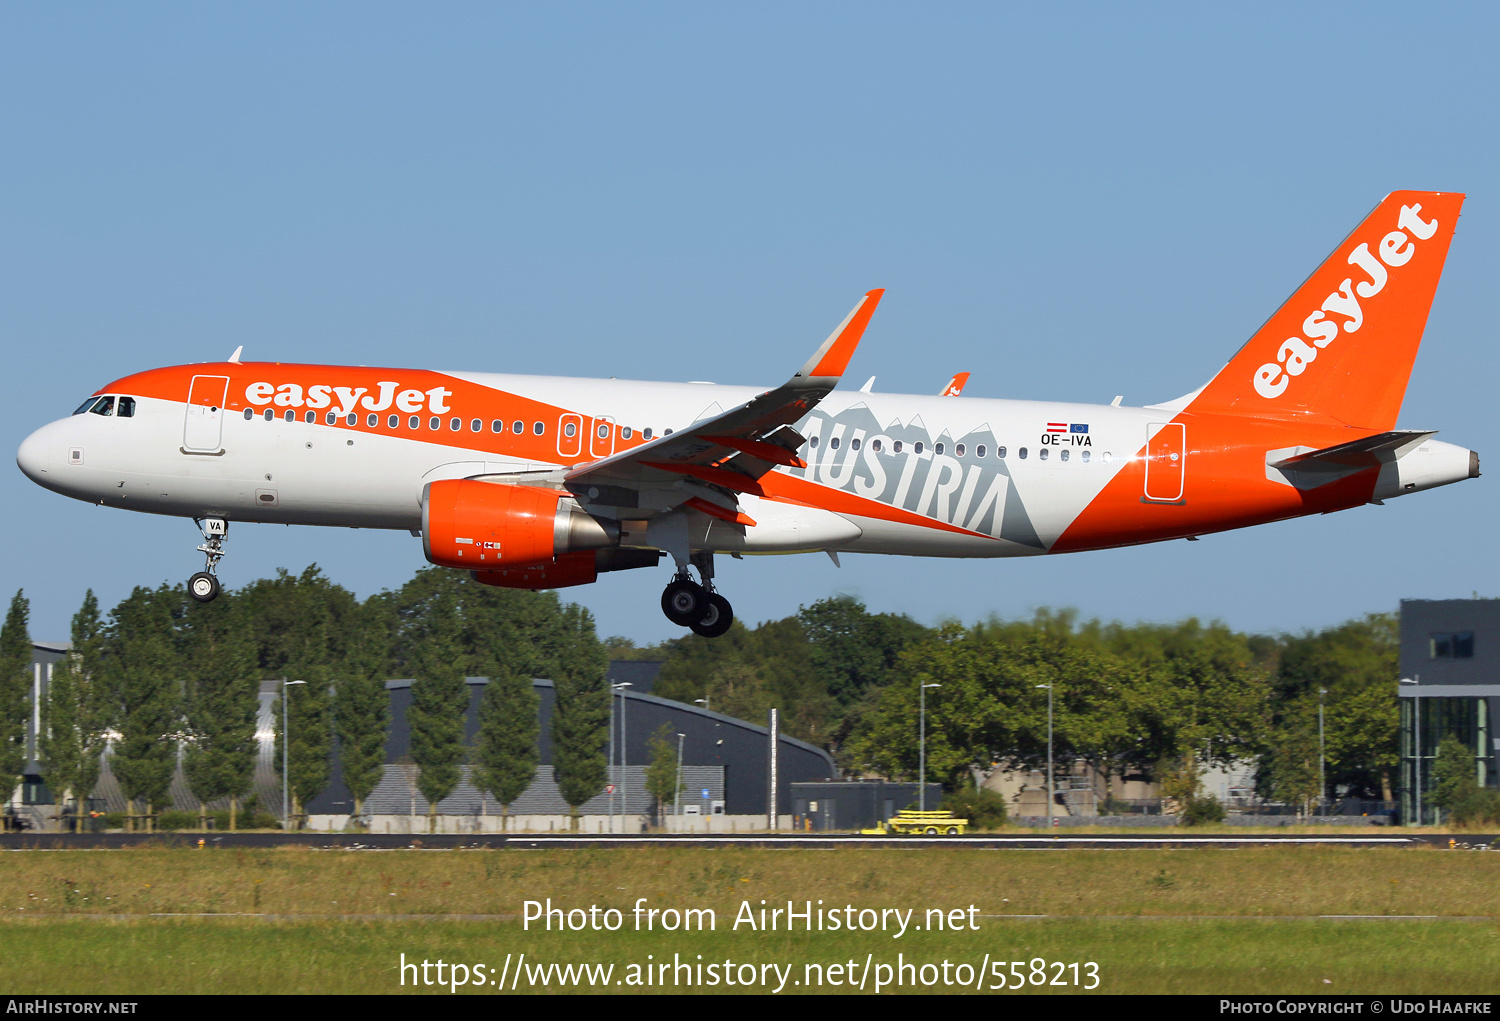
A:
660 551 733 638
188 517 228 603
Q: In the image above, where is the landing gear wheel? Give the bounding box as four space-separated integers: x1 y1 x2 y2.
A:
661 579 706 626
689 593 734 638
188 572 220 603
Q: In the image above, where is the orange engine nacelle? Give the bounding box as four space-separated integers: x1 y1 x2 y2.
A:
421 479 616 570
472 551 600 590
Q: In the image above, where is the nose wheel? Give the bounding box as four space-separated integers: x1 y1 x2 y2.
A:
189 517 229 603
660 553 734 638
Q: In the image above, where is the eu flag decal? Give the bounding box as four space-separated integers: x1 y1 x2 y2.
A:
1069 423 1089 434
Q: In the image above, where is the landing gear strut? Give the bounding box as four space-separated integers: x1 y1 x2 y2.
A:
659 551 734 638
189 517 228 603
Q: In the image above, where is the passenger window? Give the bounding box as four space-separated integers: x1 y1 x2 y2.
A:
409 416 420 429
893 440 903 453
387 415 398 428
830 437 840 450
1019 447 1028 459
117 397 136 418
470 419 482 432
914 441 924 454
564 422 577 438
91 397 115 417
327 412 338 425
998 446 1007 458
512 420 523 435
1102 451 1112 463
809 435 819 448
664 428 673 436
976 444 986 458
1081 450 1090 463
851 438 861 451
286 410 296 423
265 410 275 422
1039 448 1049 461
871 439 882 452
429 417 440 430
305 411 316 424
641 427 652 440
955 443 965 457
1060 449 1069 462
73 397 99 416
491 420 503 433
935 442 945 455
597 423 609 439
346 413 357 426
450 418 461 431
244 408 254 421
533 422 545 436
622 426 633 440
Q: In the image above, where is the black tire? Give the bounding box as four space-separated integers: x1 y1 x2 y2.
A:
946 826 959 835
690 593 734 638
924 827 939 835
188 572 220 603
661 579 705 626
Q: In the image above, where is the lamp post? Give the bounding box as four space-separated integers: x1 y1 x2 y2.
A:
1400 677 1421 826
610 682 632 833
1036 684 1053 827
694 698 709 713
281 679 305 831
1318 688 1328 815
919 683 941 811
675 733 686 819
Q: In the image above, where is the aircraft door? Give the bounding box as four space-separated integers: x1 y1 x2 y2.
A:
183 375 230 454
557 413 583 461
1144 422 1185 502
589 416 616 460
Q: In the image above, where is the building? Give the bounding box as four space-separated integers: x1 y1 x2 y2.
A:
1398 599 1500 825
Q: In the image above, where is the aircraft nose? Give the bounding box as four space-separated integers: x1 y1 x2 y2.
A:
16 424 55 484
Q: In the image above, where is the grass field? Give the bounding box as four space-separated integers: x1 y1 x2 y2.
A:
2 845 1497 995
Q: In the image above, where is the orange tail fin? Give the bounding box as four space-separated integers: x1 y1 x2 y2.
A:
1187 191 1464 429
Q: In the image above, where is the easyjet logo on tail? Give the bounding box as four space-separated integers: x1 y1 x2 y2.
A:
1253 204 1439 400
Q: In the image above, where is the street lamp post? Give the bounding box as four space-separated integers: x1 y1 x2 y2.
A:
1036 684 1053 827
1318 688 1328 815
281 679 306 831
919 683 941 811
610 683 632 833
694 698 709 713
1400 677 1421 826
675 733 686 819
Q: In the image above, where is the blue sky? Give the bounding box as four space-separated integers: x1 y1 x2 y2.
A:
4 4 1497 644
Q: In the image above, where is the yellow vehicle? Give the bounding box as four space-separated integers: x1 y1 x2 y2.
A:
861 809 968 835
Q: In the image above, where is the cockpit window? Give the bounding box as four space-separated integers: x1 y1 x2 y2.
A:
73 397 99 416
117 397 136 418
89 396 116 417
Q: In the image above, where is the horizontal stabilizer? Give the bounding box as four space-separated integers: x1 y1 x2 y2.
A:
1270 430 1436 474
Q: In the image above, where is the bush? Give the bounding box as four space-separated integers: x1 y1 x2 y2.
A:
103 812 125 830
940 788 1008 830
1180 794 1226 827
157 811 200 831
1451 786 1500 827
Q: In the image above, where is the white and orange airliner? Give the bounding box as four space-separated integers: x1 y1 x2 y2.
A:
16 191 1478 636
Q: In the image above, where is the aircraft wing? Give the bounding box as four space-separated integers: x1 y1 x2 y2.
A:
563 289 884 516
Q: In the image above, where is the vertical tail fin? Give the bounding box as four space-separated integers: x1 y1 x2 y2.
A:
1187 191 1464 429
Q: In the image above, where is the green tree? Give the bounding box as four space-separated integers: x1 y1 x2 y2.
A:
471 670 539 829
643 723 683 825
407 590 468 832
1260 704 1322 817
41 592 107 829
1430 734 1475 822
798 596 927 708
336 673 389 824
181 595 260 831
103 586 181 832
550 605 608 829
0 590 32 800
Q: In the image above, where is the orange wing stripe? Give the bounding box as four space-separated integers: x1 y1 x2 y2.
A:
808 289 885 378
685 497 757 526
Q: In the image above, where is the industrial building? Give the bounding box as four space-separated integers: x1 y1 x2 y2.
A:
1398 599 1500 825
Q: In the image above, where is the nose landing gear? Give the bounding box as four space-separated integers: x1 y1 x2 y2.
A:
189 517 228 603
660 551 733 638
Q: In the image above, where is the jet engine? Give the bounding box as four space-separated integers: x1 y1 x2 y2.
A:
421 478 617 570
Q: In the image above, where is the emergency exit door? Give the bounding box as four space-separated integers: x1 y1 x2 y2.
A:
1144 422 1186 502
